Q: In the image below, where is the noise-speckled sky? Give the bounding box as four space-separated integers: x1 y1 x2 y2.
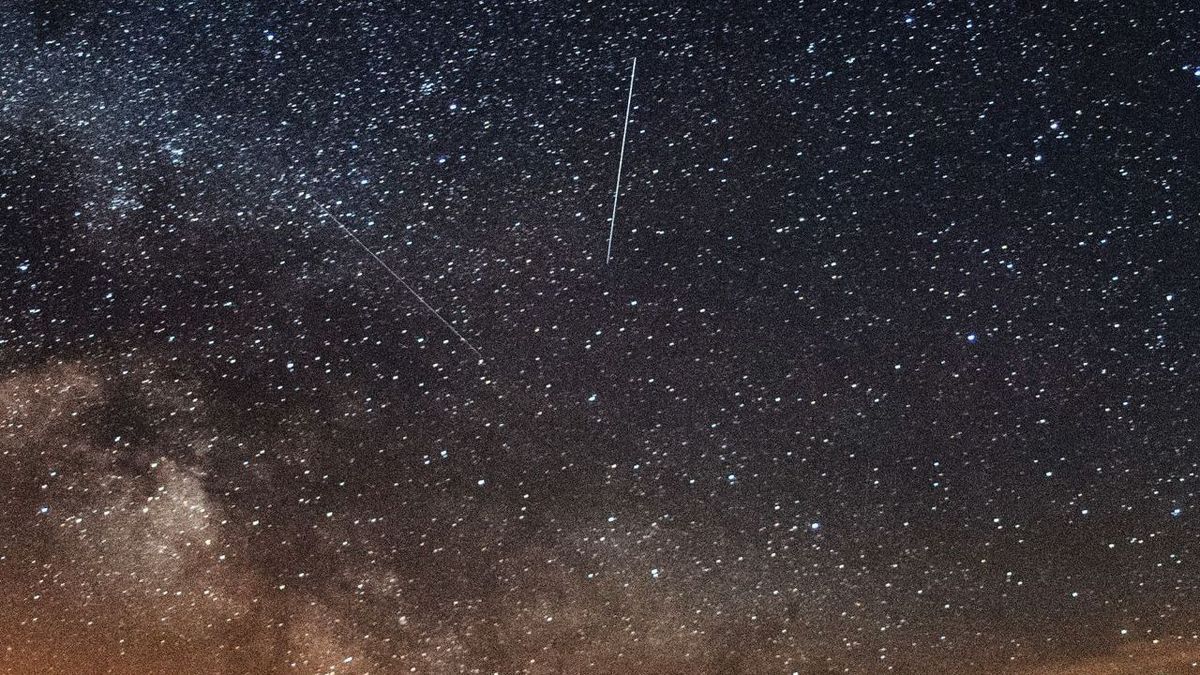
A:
2 2 1200 673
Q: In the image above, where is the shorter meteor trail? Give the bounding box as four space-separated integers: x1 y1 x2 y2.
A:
606 57 637 265
310 198 484 359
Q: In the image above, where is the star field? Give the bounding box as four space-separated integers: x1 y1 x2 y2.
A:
2 2 1200 673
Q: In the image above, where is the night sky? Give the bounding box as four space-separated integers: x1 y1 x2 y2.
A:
2 2 1199 673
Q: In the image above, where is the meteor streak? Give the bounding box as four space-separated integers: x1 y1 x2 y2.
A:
310 198 483 360
606 57 637 265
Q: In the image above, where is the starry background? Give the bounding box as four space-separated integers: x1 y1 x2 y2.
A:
1 1 1199 673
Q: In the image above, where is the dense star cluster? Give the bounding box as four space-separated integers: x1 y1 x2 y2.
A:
2 2 1199 673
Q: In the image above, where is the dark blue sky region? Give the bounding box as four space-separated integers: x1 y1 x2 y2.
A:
1 2 1199 673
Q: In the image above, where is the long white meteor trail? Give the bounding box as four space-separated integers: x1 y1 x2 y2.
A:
606 57 637 265
311 199 483 359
